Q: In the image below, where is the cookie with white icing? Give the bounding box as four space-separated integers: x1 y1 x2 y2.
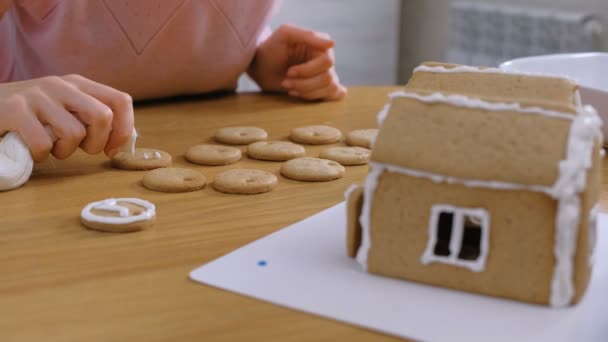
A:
185 144 241 166
213 169 278 195
345 129 378 149
289 125 342 145
111 148 172 171
215 126 268 145
319 147 371 166
80 198 156 233
280 157 345 182
142 167 207 193
247 141 306 161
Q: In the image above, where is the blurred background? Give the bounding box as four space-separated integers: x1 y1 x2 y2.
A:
241 0 608 90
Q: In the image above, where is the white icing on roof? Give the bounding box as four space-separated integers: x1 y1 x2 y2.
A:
413 64 576 83
387 91 575 121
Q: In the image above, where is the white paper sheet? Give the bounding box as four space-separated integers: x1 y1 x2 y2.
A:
190 203 608 341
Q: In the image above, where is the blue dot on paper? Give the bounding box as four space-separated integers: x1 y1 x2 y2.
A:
258 260 267 267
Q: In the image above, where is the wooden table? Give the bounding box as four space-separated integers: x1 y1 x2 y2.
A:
1 87 407 341
2 87 607 341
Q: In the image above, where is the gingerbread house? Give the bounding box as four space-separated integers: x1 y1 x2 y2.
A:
346 62 603 307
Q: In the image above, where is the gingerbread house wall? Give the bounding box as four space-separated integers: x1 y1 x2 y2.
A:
367 170 559 305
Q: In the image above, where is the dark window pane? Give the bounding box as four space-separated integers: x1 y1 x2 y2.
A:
433 212 453 256
458 215 482 260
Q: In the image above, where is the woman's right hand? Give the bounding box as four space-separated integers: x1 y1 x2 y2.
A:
0 74 134 161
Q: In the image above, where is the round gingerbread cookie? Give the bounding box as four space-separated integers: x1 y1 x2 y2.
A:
280 157 345 182
345 129 379 149
247 141 306 161
111 148 172 171
215 126 268 145
213 169 278 195
142 167 207 193
185 144 242 166
289 125 342 145
319 147 371 166
80 197 156 233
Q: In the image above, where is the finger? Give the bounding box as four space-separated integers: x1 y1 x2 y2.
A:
0 95 53 161
276 24 334 51
282 72 333 94
286 52 334 78
63 75 134 157
31 94 86 159
41 76 114 154
291 83 347 102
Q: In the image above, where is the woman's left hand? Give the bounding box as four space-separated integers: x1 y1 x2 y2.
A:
248 24 347 101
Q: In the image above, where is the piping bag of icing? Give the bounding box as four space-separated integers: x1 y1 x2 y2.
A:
0 127 137 192
0 126 57 192
0 132 35 191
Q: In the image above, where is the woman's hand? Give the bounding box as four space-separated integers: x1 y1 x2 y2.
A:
248 24 347 101
0 74 134 161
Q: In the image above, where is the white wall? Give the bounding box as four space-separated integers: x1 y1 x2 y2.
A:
399 0 608 82
240 0 401 90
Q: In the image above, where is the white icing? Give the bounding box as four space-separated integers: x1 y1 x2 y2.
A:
343 184 361 201
377 103 391 127
387 91 575 121
414 64 575 83
120 128 137 156
420 205 490 272
371 162 554 194
81 198 155 225
142 151 162 160
414 65 503 74
550 105 602 307
355 164 384 269
588 204 599 267
0 132 33 191
357 95 602 307
92 199 130 217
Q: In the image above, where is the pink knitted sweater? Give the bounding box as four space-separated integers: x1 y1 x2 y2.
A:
0 0 277 99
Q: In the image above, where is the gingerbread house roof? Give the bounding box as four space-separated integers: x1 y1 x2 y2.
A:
371 92 577 187
371 62 599 189
406 62 580 109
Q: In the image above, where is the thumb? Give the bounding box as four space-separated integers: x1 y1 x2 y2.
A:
276 24 334 51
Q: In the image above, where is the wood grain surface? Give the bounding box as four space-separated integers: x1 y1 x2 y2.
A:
0 87 406 341
1 87 606 341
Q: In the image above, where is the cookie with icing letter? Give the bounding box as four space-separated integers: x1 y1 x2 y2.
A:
80 198 156 233
111 148 172 171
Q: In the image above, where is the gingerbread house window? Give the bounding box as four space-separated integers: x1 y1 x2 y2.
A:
421 205 490 272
